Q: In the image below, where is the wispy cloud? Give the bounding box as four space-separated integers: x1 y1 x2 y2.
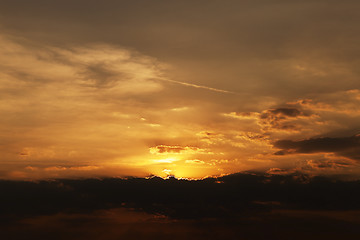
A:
154 77 236 94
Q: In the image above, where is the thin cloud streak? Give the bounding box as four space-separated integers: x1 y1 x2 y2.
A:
155 77 236 94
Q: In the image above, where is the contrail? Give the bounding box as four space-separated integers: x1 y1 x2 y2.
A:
155 77 235 94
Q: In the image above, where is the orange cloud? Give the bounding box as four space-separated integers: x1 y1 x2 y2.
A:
149 145 213 155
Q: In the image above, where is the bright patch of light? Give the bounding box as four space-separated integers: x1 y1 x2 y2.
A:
153 157 178 163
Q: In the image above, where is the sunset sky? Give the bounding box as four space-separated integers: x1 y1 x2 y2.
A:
1 0 360 180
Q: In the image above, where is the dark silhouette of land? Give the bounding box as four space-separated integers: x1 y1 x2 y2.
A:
1 172 360 239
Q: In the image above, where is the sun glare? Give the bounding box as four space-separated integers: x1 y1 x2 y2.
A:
153 157 178 163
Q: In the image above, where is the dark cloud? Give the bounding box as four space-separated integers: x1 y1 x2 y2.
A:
259 107 313 131
149 145 205 155
261 108 303 118
274 135 360 160
150 145 190 154
80 63 122 87
306 159 355 170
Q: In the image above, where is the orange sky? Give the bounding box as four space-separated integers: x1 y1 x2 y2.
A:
1 1 360 179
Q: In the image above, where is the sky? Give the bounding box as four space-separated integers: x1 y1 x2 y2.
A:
1 0 360 179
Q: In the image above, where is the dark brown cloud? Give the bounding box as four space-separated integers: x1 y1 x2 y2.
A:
274 135 360 160
305 159 355 170
149 145 208 155
261 108 303 118
259 107 313 131
226 106 316 133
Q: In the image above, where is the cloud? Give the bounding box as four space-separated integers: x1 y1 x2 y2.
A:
274 135 360 160
289 90 360 116
196 131 226 144
0 33 180 178
258 107 315 132
185 159 206 165
154 77 236 94
263 108 304 118
305 158 356 170
224 106 318 133
222 112 260 120
149 145 212 155
266 167 298 175
0 36 164 95
3 165 146 180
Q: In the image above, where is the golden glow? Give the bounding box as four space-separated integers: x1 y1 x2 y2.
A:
152 157 179 163
1 3 360 180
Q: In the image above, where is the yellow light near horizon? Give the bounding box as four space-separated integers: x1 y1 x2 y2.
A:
152 157 178 163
